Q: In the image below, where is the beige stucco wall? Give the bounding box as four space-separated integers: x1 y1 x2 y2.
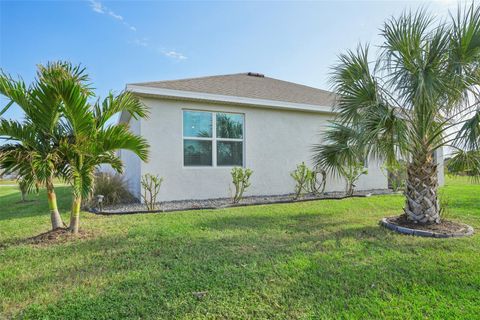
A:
123 97 389 201
121 117 142 198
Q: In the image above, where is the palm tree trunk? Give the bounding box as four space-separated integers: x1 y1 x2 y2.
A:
69 196 81 234
404 153 440 224
46 180 65 230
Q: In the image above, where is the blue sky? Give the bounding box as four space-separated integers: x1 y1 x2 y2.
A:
0 0 459 121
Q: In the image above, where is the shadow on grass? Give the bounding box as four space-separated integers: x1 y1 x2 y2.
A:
10 210 477 319
0 186 71 222
3 181 479 318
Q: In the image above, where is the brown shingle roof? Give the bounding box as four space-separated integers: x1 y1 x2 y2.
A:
130 73 335 107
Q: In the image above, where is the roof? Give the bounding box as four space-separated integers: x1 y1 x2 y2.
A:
128 73 336 110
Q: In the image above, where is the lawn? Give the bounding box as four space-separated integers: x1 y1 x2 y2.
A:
0 179 16 185
0 177 479 319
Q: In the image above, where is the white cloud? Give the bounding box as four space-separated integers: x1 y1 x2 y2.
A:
89 0 104 14
108 10 123 21
88 0 135 31
163 50 188 60
132 38 149 47
87 1 188 60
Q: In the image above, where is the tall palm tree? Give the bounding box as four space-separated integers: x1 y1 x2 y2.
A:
314 4 480 224
55 76 149 233
0 62 90 229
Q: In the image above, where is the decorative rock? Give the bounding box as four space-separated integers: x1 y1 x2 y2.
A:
92 189 393 215
192 291 208 300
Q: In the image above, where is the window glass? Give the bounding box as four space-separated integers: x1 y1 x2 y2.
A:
217 141 243 166
184 140 212 166
183 111 212 138
216 113 243 139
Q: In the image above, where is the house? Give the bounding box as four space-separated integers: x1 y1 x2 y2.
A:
119 72 442 201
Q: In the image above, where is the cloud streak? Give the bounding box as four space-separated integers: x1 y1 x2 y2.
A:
89 0 187 61
108 10 123 21
90 0 104 13
89 0 134 31
162 50 188 60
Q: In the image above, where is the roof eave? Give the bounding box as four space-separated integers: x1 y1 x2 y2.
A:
126 84 336 115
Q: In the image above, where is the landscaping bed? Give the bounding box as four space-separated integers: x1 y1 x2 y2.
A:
93 189 393 214
381 215 474 238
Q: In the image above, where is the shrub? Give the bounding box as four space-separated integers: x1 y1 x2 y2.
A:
291 162 327 199
291 162 311 199
438 189 451 220
89 172 135 207
311 167 327 195
340 163 368 196
18 178 29 202
141 174 164 210
382 160 407 192
231 167 252 203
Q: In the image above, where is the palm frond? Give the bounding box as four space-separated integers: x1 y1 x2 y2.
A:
0 119 36 146
37 61 92 94
330 44 380 124
312 122 364 176
0 70 31 113
93 91 149 129
454 110 480 150
57 79 94 136
447 149 480 181
94 124 149 162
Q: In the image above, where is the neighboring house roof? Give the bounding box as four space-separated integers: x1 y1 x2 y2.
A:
123 73 337 122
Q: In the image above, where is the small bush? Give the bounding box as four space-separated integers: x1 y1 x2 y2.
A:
312 168 327 195
383 160 407 192
231 167 252 203
291 163 327 199
18 178 29 202
438 189 451 220
89 172 135 206
141 174 164 210
340 163 368 196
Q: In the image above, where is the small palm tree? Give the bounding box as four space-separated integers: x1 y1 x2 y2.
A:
0 62 89 230
55 75 149 233
314 4 480 224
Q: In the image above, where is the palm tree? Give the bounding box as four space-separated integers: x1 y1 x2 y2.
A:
0 62 89 230
313 122 372 196
55 76 149 233
314 4 480 224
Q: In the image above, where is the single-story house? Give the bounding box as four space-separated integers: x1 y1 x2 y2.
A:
119 72 444 201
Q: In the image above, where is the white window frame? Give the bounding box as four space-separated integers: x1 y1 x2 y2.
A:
182 109 245 168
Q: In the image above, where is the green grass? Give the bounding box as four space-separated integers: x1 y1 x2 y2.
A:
0 179 16 185
0 178 66 186
1 177 479 319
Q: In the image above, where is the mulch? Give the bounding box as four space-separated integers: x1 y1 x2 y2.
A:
386 215 473 235
0 228 92 249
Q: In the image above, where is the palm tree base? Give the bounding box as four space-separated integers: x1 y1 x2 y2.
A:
380 215 474 238
404 158 440 224
24 227 89 245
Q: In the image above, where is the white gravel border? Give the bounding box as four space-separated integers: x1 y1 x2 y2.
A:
91 189 393 215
